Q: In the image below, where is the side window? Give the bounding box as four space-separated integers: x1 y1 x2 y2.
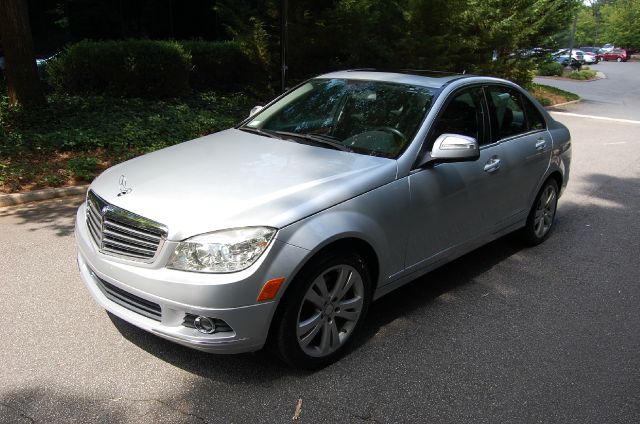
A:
523 97 546 131
430 87 485 148
486 86 527 142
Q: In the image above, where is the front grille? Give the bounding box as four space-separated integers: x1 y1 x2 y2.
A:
86 190 167 262
93 272 162 321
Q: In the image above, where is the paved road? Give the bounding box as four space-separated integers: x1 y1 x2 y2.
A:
535 61 640 120
2 71 639 423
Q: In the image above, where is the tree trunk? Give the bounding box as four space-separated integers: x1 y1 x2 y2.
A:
0 0 46 108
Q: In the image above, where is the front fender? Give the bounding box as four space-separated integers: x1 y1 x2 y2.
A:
275 178 410 289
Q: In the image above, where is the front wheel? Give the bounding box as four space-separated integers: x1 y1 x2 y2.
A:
270 250 372 369
617 57 622 62
521 179 559 246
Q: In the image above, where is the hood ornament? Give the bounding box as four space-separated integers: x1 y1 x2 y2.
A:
118 175 132 196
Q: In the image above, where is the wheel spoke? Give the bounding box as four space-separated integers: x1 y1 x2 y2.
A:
330 267 351 298
338 296 363 316
299 317 323 348
338 270 359 301
297 312 322 338
304 287 325 309
335 307 359 322
313 275 330 298
318 320 331 354
329 320 340 348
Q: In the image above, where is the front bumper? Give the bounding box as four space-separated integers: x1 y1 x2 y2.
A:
75 202 308 354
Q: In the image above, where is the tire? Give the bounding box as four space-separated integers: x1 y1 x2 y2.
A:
521 179 559 246
617 57 622 62
270 249 372 369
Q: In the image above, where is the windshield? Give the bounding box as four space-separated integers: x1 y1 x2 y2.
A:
242 78 435 158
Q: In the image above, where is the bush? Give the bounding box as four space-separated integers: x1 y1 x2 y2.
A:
65 156 99 181
180 41 264 92
48 39 191 98
537 61 564 77
569 70 597 80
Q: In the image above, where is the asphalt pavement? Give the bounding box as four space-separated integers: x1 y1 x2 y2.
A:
1 65 639 423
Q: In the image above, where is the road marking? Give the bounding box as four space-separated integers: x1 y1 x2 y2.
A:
604 142 627 145
550 111 640 125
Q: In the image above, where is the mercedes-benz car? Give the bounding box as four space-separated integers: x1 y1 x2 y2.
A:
75 70 571 368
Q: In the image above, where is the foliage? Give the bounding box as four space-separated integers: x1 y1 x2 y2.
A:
576 0 640 49
530 83 580 107
0 91 255 192
600 0 640 49
537 61 565 76
569 69 597 80
65 156 99 181
46 39 192 98
576 6 599 46
180 40 266 93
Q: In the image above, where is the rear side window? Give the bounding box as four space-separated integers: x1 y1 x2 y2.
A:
523 97 546 131
486 86 526 142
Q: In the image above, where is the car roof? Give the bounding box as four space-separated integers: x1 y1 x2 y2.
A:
315 70 471 89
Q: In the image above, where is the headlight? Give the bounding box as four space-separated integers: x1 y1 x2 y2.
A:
167 227 276 273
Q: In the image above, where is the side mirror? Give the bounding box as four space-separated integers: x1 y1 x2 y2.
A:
249 105 264 117
417 134 480 168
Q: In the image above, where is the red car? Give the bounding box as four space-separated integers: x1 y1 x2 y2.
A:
599 49 629 62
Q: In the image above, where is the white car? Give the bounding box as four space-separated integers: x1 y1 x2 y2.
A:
555 49 585 63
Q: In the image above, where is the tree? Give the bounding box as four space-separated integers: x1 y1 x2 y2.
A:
576 5 599 46
600 0 640 49
0 0 46 107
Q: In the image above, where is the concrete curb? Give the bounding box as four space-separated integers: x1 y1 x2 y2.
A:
0 185 88 208
546 99 582 109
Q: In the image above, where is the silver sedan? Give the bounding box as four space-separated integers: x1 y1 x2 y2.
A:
75 70 571 368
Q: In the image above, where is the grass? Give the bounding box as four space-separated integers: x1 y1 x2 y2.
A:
530 83 580 107
0 92 255 193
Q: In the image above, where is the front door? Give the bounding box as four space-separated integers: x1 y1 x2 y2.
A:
405 86 509 270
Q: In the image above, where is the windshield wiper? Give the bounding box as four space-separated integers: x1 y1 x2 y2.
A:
238 127 284 140
273 131 352 152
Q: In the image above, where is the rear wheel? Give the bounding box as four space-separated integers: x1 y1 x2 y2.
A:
617 57 622 62
271 250 372 369
521 179 559 245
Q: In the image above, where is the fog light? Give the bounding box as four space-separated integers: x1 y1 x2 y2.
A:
194 316 216 334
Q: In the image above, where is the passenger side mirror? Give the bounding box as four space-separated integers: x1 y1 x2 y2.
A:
249 105 264 117
417 134 480 168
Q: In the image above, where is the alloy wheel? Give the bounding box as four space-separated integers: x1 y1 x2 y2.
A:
296 265 365 357
534 184 557 238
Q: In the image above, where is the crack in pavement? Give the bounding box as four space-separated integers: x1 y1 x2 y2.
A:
352 413 383 423
0 401 36 423
101 397 211 423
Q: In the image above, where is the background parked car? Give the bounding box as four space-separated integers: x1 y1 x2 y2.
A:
553 54 582 70
555 49 584 63
600 49 629 62
600 43 615 53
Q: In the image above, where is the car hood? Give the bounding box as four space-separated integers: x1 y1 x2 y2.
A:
89 129 397 240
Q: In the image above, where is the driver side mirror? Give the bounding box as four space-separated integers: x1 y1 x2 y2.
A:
249 105 264 117
417 134 480 168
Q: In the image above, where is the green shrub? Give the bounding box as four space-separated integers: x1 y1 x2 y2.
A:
65 156 99 181
569 70 597 80
536 61 564 77
180 41 263 92
47 40 191 98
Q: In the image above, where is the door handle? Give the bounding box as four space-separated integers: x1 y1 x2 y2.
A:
535 138 547 151
484 157 501 173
